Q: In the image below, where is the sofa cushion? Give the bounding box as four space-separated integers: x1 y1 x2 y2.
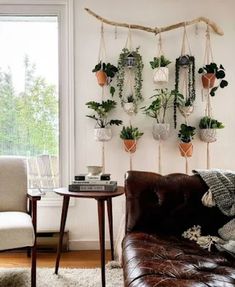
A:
122 232 235 287
0 212 35 250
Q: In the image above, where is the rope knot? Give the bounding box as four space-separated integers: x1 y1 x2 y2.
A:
154 27 160 35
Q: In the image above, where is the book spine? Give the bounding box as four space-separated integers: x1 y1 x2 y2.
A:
69 183 117 192
72 180 111 185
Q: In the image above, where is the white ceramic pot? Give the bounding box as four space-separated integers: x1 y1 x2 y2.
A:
94 128 112 142
153 67 169 83
178 105 194 118
123 102 136 116
152 123 170 141
199 129 217 143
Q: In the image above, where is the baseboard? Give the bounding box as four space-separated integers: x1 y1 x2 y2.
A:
69 240 113 250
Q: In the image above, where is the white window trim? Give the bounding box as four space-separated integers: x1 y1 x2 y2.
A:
0 0 75 206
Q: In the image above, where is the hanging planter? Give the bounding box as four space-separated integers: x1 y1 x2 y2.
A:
198 63 228 96
142 88 175 140
92 61 118 88
178 105 194 118
120 125 143 153
199 116 224 143
174 55 196 128
178 124 196 157
179 142 193 157
123 139 137 153
95 70 107 86
86 100 122 142
152 123 170 141
94 127 112 142
201 73 216 89
150 55 171 83
117 47 144 110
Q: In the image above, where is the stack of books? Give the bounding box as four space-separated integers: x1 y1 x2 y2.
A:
69 173 117 192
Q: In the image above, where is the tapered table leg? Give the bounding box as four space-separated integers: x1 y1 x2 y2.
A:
97 199 105 287
55 196 70 274
106 198 114 260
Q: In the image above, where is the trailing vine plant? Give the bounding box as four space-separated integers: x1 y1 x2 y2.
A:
117 47 144 110
174 55 196 128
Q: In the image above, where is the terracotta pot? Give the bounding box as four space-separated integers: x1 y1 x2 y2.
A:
179 142 193 157
153 67 169 83
202 73 216 89
123 140 137 153
96 71 107 86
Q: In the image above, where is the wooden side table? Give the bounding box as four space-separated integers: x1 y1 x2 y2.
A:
54 186 124 287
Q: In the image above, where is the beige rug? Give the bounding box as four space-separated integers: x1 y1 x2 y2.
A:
0 266 123 287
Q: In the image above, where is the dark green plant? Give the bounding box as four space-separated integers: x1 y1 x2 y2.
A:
198 62 228 96
120 125 144 140
178 123 196 143
150 55 171 69
117 47 144 106
199 116 224 129
174 55 195 128
86 100 122 128
142 88 182 123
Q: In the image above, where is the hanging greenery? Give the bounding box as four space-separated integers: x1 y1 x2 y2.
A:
173 55 196 128
117 47 144 108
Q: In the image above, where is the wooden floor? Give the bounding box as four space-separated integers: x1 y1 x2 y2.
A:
0 250 111 269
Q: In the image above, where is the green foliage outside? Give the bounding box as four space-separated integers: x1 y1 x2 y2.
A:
0 56 58 156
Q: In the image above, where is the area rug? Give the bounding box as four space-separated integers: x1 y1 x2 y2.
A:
0 266 123 287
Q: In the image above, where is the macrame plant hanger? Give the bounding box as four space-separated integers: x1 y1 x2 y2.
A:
179 25 193 175
203 25 214 169
156 32 164 174
98 22 108 173
124 27 136 170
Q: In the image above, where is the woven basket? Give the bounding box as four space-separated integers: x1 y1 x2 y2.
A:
153 67 169 83
94 128 112 142
199 129 217 143
152 123 170 140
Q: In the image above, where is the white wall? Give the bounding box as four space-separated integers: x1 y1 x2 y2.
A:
40 0 235 249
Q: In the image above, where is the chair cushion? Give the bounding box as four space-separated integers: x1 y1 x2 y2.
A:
0 212 35 250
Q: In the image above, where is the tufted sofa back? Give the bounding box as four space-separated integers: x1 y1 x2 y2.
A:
125 170 229 235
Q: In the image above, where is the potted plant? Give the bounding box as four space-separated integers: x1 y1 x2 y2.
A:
92 61 118 87
117 47 144 109
86 100 122 142
178 123 196 157
120 125 144 153
150 55 171 83
199 116 224 143
198 63 228 96
123 94 136 115
142 88 177 140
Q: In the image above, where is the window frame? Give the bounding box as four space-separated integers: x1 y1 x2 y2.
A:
0 0 75 192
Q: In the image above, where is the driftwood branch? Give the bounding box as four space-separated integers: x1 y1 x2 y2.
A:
85 8 224 36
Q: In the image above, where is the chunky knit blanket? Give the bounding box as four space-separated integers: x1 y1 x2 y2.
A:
192 169 235 254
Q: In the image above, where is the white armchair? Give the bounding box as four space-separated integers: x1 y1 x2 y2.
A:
0 156 41 287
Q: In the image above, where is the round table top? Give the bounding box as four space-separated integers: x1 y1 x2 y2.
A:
54 186 124 199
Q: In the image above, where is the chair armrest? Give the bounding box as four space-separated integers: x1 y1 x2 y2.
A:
27 190 42 201
27 190 41 234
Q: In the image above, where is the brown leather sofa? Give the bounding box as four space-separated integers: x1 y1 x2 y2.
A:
122 171 235 287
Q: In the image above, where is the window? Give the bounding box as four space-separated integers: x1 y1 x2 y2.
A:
0 1 74 191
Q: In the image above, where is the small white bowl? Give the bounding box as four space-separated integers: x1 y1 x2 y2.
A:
87 166 103 175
